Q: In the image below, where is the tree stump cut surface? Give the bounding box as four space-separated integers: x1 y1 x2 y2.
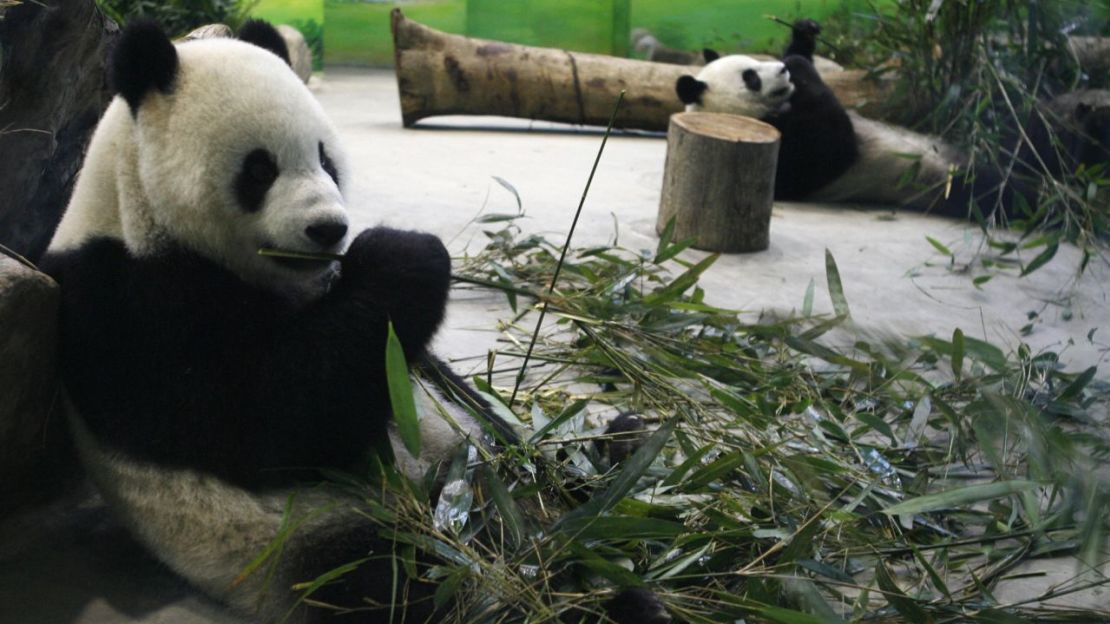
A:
657 113 780 253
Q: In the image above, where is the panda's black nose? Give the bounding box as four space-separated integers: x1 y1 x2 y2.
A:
305 221 348 247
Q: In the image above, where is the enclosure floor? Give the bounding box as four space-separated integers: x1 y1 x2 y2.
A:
2 67 1106 624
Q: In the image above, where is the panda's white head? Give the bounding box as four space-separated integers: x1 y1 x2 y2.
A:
51 20 349 300
675 54 794 118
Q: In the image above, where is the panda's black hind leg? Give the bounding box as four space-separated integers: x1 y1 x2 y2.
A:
283 522 440 624
604 588 672 624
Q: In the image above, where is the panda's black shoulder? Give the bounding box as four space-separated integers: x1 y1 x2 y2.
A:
781 55 840 110
38 236 129 280
766 55 858 200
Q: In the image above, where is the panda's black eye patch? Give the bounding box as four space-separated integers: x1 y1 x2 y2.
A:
319 142 338 186
742 69 762 93
235 149 278 213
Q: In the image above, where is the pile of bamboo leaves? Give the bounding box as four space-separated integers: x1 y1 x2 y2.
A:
343 212 1110 624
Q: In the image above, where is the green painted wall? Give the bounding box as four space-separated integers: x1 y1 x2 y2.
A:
467 0 630 57
252 0 861 68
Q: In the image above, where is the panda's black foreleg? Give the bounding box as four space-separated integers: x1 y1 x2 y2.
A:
783 19 821 62
283 522 441 624
336 227 452 360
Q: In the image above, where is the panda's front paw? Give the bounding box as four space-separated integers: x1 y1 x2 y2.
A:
338 228 452 345
343 227 451 287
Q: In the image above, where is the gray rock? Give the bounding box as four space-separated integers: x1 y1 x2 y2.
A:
0 0 118 261
277 24 313 84
182 23 234 41
0 250 76 517
179 23 311 84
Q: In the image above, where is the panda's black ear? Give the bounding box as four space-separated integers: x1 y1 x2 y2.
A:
238 19 291 66
702 48 720 63
112 19 179 116
676 75 708 105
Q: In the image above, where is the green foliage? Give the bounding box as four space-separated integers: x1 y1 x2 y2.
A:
97 0 259 35
286 215 1109 622
823 0 1109 267
385 321 421 457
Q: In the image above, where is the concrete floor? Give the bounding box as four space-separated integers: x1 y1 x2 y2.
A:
311 70 1109 375
2 68 1107 623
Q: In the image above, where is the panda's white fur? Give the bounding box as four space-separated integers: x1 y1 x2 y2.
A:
688 55 795 119
67 382 483 622
806 115 966 205
49 28 482 478
41 21 494 624
680 54 969 212
50 37 350 302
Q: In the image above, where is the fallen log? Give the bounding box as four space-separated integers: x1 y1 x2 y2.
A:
656 113 780 253
390 9 891 131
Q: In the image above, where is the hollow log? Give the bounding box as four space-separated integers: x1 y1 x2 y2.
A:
390 9 890 131
657 113 779 253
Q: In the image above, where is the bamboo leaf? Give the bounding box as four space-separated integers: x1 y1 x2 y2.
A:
528 398 588 443
824 249 851 318
475 213 524 224
951 328 965 381
966 339 1008 372
654 238 695 264
655 216 675 261
753 605 837 624
906 395 931 447
1019 239 1059 276
910 544 952 601
802 277 815 317
492 175 523 214
557 516 686 539
883 480 1041 515
644 254 718 305
683 450 745 490
926 236 953 257
660 444 713 487
481 466 529 548
554 418 675 531
875 560 933 623
432 566 468 610
1058 366 1097 401
386 321 421 456
797 559 854 584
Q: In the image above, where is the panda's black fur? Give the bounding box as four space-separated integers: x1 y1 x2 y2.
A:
40 228 455 491
238 18 292 64
676 23 1006 218
772 27 994 216
110 18 179 114
766 54 858 200
679 19 1110 220
782 18 821 61
40 19 666 624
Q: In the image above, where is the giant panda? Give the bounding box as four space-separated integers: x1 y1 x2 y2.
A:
675 32 999 218
38 19 666 624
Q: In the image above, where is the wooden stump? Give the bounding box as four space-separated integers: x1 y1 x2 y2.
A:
390 9 891 131
657 113 780 253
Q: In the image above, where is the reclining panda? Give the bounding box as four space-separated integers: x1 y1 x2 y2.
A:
40 19 666 624
675 31 1000 218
